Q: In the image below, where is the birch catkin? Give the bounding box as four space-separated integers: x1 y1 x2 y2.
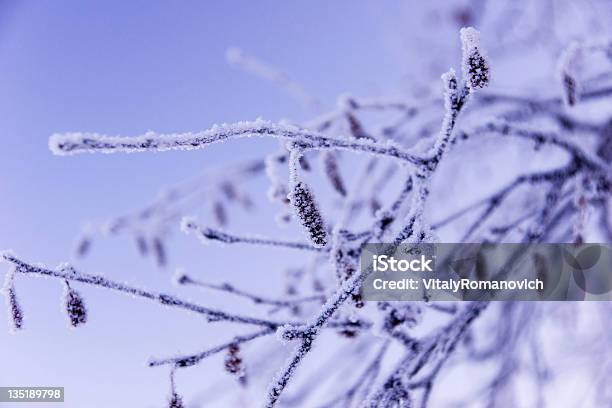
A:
288 180 328 247
64 281 88 328
322 152 347 197
2 267 23 332
460 27 490 91
288 150 328 248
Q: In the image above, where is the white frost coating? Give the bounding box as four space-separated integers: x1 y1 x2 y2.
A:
392 66 472 246
172 268 188 287
2 266 23 332
181 216 326 252
418 69 466 171
180 216 198 235
48 119 429 165
460 27 490 90
1 253 289 328
265 257 369 407
49 118 277 155
441 69 458 109
265 149 289 204
0 250 15 261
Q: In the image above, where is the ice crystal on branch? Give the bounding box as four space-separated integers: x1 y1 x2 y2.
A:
460 27 490 91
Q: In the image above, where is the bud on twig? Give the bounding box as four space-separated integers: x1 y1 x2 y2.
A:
298 155 311 171
322 152 347 197
168 393 184 408
152 237 167 268
288 150 328 247
168 368 184 408
2 267 23 332
213 201 228 226
346 112 372 140
460 27 490 91
135 235 149 256
224 343 247 386
64 281 87 328
558 42 582 107
288 181 328 247
74 235 92 258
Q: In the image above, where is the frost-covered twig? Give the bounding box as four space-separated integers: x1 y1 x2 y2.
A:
175 273 325 309
479 121 611 173
1 266 23 332
366 301 488 408
318 340 391 408
266 257 377 406
49 119 431 166
288 149 329 247
149 328 274 368
1 252 293 329
557 39 612 107
73 157 265 264
181 217 327 252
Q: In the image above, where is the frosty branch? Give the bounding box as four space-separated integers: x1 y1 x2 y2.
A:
3 17 612 408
